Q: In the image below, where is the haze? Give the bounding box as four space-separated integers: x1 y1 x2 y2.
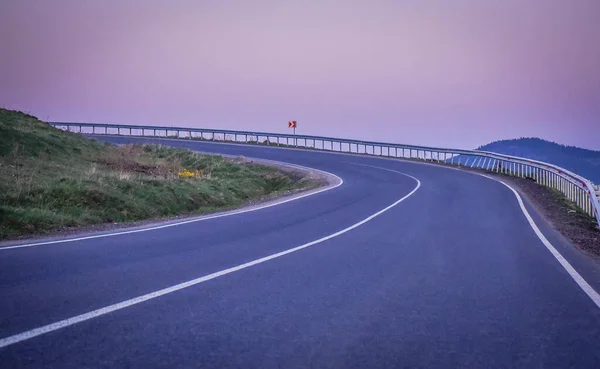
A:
1 0 599 150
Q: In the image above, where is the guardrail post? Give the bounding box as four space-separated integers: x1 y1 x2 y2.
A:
541 169 546 184
568 182 572 201
586 196 591 215
569 182 573 201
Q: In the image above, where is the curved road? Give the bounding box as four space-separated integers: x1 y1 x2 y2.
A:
1 136 600 368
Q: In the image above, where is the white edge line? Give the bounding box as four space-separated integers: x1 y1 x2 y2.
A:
475 173 600 308
0 164 420 349
0 162 343 251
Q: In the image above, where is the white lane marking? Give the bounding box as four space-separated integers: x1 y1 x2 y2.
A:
0 165 420 349
477 174 600 309
0 162 342 251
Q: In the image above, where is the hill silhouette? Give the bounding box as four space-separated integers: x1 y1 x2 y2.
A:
475 137 600 184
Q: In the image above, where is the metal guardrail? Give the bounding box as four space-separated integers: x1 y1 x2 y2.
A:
49 121 600 229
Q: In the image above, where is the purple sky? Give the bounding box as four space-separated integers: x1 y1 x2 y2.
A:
1 0 599 150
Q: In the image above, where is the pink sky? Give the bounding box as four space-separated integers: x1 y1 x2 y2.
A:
1 0 599 150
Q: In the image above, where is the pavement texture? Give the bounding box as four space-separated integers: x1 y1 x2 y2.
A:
1 137 600 369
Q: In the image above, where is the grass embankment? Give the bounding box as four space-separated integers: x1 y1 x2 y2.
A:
0 109 323 239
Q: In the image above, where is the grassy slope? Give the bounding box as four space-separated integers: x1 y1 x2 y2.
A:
0 109 322 239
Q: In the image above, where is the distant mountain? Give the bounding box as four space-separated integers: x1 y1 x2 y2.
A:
475 137 600 184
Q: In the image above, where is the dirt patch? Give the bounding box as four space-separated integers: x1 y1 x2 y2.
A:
95 156 159 176
94 146 171 177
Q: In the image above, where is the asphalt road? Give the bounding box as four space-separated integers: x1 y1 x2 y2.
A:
1 136 600 369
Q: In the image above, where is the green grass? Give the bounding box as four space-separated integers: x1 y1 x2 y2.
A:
0 109 323 239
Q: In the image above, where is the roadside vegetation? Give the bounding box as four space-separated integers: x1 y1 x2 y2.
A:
0 109 323 239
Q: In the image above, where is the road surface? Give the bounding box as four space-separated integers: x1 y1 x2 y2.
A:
1 136 600 369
